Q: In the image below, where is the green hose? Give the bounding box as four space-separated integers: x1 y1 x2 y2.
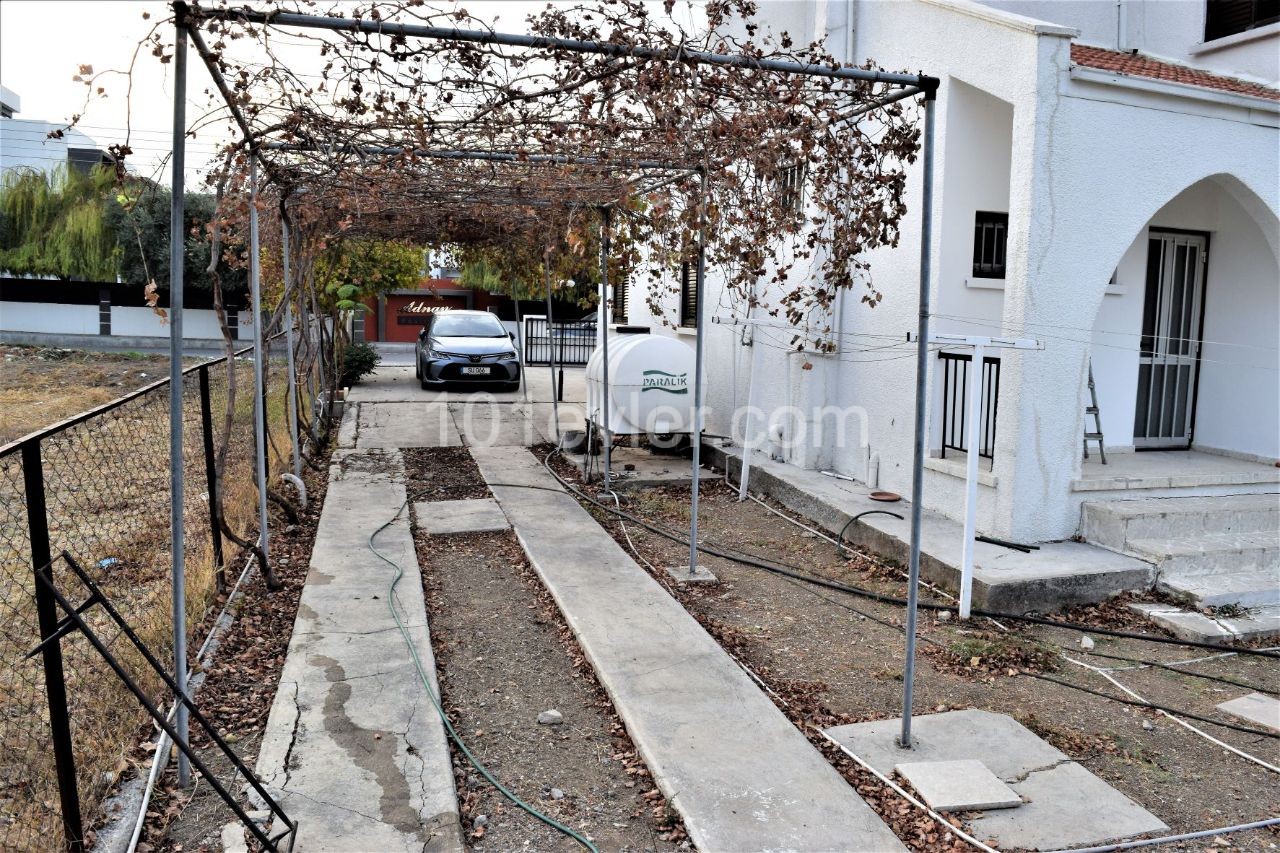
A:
368 500 599 852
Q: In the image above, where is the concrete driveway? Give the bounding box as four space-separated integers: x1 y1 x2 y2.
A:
344 351 587 448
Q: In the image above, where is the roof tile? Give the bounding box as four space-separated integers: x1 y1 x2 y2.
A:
1071 43 1279 102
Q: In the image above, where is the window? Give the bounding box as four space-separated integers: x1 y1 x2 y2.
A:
679 262 699 328
777 162 806 216
972 211 1008 280
612 271 629 324
1205 0 1279 40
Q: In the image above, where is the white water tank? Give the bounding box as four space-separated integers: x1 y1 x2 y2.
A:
585 335 696 435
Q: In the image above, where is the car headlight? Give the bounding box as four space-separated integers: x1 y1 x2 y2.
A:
428 348 448 359
500 351 517 360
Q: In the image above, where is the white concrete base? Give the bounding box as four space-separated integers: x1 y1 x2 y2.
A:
414 498 509 535
894 759 1022 811
662 564 719 584
825 710 1167 850
1216 692 1280 732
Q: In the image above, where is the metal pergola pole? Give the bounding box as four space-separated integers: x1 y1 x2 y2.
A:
167 11 191 789
281 220 301 477
599 206 612 484
688 170 708 577
544 252 561 441
899 91 938 750
248 160 271 572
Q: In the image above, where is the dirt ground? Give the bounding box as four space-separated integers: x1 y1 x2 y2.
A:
569 472 1279 852
135 455 329 852
408 445 686 851
0 345 188 444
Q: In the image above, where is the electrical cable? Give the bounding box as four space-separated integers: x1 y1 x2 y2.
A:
1061 655 1280 775
1039 817 1280 853
1025 672 1277 739
534 454 1280 659
1074 648 1278 696
368 499 599 853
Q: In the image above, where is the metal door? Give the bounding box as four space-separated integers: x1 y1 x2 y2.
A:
1133 231 1206 448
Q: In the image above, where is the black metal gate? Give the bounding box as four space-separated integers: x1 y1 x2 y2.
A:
523 316 597 366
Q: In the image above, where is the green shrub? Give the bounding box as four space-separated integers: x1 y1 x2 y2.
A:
339 341 381 387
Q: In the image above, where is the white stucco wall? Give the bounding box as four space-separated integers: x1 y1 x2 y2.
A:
0 301 97 334
110 306 228 339
629 0 1278 543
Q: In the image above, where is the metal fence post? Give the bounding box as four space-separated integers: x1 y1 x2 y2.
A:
22 439 85 851
197 365 226 592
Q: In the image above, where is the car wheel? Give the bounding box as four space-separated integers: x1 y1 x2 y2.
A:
415 354 422 380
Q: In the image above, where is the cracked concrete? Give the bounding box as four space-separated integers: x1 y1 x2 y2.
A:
253 447 463 851
825 710 1167 850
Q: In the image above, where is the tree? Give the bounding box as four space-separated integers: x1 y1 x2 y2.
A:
108 179 248 293
0 165 118 280
314 238 423 312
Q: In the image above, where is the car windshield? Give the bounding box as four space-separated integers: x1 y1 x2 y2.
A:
432 313 507 338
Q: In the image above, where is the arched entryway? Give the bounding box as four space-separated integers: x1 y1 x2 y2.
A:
1087 174 1279 461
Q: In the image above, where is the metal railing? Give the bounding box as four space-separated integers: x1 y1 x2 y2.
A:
523 315 597 366
938 350 1001 461
0 341 296 851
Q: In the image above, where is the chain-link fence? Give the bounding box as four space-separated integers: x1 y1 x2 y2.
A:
0 341 305 851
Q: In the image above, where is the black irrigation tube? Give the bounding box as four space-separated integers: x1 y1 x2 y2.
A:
1078 648 1278 696
530 453 1280 661
1026 672 1279 739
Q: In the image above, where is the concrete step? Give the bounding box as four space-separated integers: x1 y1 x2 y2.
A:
1127 529 1279 578
1082 494 1280 554
1157 568 1280 609
1130 602 1280 643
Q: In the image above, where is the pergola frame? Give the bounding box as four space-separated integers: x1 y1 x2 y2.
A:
154 0 943 802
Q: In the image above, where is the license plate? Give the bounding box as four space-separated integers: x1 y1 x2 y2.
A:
461 366 490 376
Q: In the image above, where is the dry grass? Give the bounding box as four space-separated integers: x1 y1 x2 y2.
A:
0 346 194 446
0 349 304 851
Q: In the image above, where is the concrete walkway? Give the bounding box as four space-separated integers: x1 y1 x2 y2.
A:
472 445 907 853
253 445 463 851
706 444 1155 613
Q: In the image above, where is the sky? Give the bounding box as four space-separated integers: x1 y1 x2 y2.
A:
0 0 705 189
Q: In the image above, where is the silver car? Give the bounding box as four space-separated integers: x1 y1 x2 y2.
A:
415 310 521 392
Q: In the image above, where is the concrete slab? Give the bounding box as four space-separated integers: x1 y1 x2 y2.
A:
356 401 460 448
471 446 906 852
1128 601 1280 642
893 759 1021 812
1216 692 1280 732
662 564 719 584
572 445 695 488
414 498 509 535
254 449 463 851
825 710 1167 850
705 444 1154 613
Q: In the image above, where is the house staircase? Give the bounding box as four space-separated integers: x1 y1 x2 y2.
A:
1082 494 1280 639
1083 363 1106 464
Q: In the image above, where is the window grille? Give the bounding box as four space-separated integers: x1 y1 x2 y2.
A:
679 262 699 328
1205 0 1278 41
972 211 1009 279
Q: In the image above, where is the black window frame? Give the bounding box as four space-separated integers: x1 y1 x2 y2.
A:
972 211 1009 280
612 271 629 324
679 261 699 329
1204 0 1279 41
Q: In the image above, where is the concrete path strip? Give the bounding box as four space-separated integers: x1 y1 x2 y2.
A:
471 446 906 853
254 448 463 851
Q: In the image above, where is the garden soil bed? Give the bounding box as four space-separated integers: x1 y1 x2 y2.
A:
558 469 1278 852
412 522 686 852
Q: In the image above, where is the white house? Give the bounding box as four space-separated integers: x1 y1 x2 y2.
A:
622 0 1278 608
